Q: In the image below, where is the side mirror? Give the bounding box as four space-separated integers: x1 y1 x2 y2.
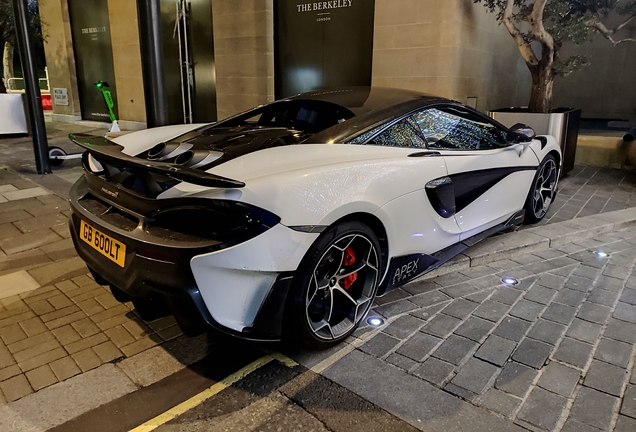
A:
507 123 535 143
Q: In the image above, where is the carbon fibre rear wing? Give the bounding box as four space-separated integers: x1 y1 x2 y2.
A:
69 133 245 188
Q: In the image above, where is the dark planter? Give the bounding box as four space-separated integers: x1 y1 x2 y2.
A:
489 107 581 175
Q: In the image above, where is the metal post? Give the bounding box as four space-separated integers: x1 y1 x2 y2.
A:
11 0 51 174
137 0 169 127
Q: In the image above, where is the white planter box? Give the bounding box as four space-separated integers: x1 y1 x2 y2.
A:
0 93 28 135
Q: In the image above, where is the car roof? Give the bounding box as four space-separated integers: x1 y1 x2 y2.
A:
288 87 454 143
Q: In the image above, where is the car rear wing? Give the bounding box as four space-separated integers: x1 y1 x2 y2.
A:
69 134 245 188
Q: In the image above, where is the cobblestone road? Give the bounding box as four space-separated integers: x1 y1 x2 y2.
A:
341 227 636 432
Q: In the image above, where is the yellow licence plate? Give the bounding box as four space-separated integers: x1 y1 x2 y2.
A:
79 220 126 267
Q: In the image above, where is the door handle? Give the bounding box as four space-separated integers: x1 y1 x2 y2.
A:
408 151 441 157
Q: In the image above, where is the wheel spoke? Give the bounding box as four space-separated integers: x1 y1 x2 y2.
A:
326 289 334 323
354 296 372 322
365 247 378 271
544 196 552 208
331 318 353 337
534 192 545 214
316 279 330 290
333 235 357 252
307 275 328 306
337 261 367 279
309 319 330 334
307 289 318 308
542 171 555 189
542 167 551 183
332 285 359 308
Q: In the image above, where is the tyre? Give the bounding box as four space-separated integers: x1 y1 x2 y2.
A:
48 146 66 167
286 221 381 349
524 154 558 224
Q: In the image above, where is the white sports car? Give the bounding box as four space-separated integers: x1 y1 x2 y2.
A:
68 87 561 348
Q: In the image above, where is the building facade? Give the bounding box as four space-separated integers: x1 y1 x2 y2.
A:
37 0 635 129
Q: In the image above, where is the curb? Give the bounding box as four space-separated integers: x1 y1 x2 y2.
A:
418 207 636 280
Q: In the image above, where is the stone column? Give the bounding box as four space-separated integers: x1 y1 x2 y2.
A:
107 0 147 128
37 0 82 122
211 0 274 120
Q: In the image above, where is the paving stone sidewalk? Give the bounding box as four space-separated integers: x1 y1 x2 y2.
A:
349 228 636 432
0 168 189 406
527 166 636 227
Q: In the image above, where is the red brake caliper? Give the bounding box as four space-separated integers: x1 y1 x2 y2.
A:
342 246 358 290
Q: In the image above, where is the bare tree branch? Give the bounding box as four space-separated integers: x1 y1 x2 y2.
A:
502 0 538 67
615 14 635 33
528 0 554 53
588 13 636 46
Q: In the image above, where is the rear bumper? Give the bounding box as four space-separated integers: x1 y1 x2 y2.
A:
68 177 318 341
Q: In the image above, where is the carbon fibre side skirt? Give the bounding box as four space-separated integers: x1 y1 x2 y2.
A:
377 209 525 295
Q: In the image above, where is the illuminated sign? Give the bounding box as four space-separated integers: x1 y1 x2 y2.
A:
81 26 107 34
296 1 353 21
296 1 353 12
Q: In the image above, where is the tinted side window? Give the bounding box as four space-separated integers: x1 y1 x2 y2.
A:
412 108 508 150
215 100 354 134
348 118 426 148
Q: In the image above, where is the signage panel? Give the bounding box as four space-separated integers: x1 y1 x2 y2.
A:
275 0 375 98
53 88 69 106
68 0 118 122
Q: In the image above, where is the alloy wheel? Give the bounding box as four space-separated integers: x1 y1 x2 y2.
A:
305 234 379 341
532 158 558 219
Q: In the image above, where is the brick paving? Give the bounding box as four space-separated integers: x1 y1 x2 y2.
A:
0 168 184 404
535 166 636 226
354 227 636 432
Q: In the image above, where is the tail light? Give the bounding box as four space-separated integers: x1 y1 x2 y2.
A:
145 201 280 242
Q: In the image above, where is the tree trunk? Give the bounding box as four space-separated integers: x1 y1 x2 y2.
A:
527 62 554 113
2 42 14 92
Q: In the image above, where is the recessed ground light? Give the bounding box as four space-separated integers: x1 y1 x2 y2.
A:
367 317 385 327
594 251 609 258
501 277 519 286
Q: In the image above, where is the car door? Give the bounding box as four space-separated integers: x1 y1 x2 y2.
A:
410 105 540 240
346 116 462 257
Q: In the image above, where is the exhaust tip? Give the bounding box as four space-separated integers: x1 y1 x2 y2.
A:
148 143 167 159
175 150 194 165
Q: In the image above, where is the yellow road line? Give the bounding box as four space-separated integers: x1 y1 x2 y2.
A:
129 355 274 432
264 350 299 368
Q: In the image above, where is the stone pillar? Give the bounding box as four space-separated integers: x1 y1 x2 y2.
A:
371 0 530 112
107 0 147 128
37 0 82 122
211 0 274 120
